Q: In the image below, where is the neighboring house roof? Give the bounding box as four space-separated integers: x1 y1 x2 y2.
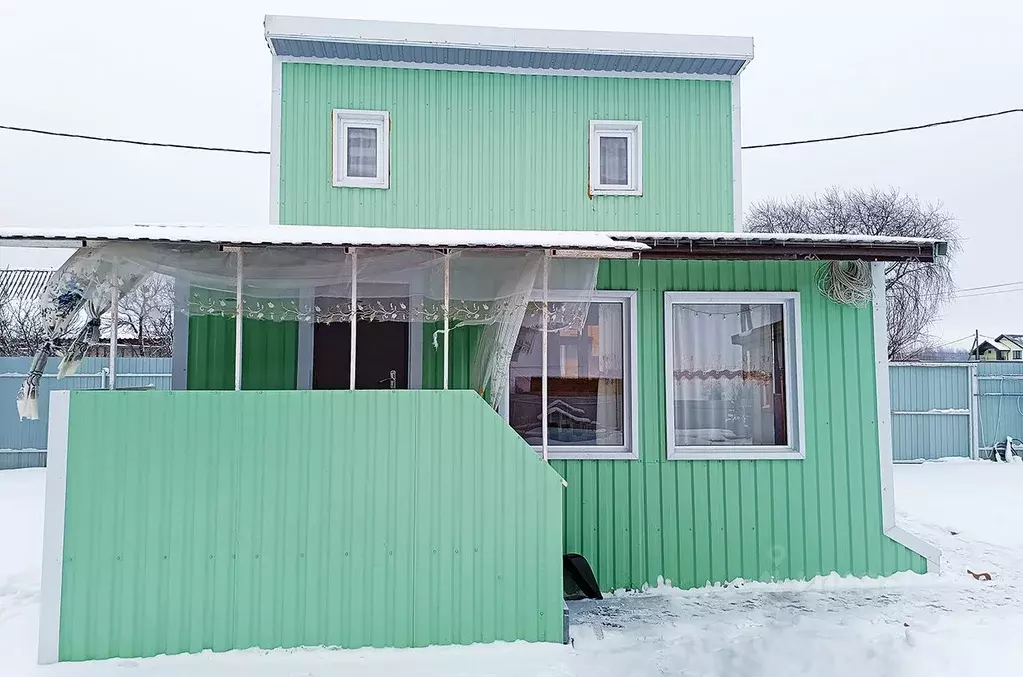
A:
995 334 1023 349
975 339 1018 354
264 15 755 77
0 268 53 301
0 224 947 262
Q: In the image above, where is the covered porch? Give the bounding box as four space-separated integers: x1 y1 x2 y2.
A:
0 224 944 663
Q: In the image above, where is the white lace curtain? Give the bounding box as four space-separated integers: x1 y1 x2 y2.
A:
20 242 599 414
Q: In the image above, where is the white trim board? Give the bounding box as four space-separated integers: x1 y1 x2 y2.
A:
38 390 70 665
270 55 283 225
731 76 743 232
871 262 942 572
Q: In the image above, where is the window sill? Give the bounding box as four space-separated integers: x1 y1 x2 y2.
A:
332 178 389 189
590 187 642 197
532 447 639 461
667 447 805 461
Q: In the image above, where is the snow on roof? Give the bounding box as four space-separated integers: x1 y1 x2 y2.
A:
0 224 647 252
614 231 946 247
995 334 1023 348
0 224 948 261
264 15 754 77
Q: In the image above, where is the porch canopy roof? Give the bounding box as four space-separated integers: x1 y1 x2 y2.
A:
0 223 946 262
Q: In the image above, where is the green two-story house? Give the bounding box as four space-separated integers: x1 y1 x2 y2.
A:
22 14 944 664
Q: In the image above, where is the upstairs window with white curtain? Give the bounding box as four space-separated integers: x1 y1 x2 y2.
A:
333 110 390 189
589 121 642 196
507 291 638 459
664 292 804 461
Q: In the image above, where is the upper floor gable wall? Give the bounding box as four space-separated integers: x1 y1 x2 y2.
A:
277 63 737 232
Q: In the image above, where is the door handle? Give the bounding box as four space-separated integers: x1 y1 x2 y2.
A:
379 370 397 390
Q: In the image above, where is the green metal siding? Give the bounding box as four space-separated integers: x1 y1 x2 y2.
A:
279 63 734 232
186 315 298 390
57 389 564 661
547 260 926 588
417 260 927 589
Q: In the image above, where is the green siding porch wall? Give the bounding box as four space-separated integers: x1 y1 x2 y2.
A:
279 63 734 232
186 315 298 390
545 259 926 589
57 390 564 661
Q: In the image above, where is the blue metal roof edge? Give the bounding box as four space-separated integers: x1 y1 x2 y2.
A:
269 37 746 76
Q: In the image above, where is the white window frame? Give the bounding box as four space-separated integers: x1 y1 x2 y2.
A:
332 109 390 189
664 291 805 461
589 120 643 196
504 290 639 460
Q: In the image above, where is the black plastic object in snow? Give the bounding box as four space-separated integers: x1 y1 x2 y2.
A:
563 553 603 600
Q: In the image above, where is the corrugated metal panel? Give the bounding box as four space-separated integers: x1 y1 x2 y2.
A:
0 450 47 470
542 259 926 591
0 357 171 452
889 364 972 461
57 390 563 660
186 315 298 390
0 269 53 300
977 361 1023 452
271 38 745 75
280 63 734 232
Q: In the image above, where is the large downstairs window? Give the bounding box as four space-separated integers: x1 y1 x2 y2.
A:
507 291 638 460
664 292 804 460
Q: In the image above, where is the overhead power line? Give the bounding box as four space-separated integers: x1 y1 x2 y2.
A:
957 286 1023 300
742 108 1022 150
1 107 1021 155
0 124 269 155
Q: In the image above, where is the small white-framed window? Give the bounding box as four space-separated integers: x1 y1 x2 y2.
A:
664 292 805 461
506 291 639 460
589 120 642 196
332 109 390 189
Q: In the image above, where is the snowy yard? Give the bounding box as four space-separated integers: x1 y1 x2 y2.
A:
2 460 1022 676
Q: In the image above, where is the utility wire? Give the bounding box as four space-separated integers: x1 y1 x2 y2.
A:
956 286 1023 300
0 124 269 155
742 108 1023 149
2 107 1021 155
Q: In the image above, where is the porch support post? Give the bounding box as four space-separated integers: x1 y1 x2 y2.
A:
443 251 451 390
234 248 244 391
541 251 550 462
349 248 358 391
108 259 119 390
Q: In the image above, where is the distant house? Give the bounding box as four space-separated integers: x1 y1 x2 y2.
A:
0 268 53 302
973 335 1023 361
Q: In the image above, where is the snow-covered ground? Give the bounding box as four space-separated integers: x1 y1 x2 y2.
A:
2 460 1022 676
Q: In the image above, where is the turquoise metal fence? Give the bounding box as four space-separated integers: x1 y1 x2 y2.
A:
0 357 172 467
889 363 974 462
976 362 1023 457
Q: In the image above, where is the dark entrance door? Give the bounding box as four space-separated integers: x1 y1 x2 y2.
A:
313 315 410 390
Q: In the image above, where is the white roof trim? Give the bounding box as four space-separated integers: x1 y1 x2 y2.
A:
0 224 648 252
0 224 946 252
264 15 754 62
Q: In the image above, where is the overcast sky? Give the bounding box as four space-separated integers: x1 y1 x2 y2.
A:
1 0 1020 346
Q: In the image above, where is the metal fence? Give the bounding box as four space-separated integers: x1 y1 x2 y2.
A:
3 358 1015 467
890 361 1023 462
0 357 172 469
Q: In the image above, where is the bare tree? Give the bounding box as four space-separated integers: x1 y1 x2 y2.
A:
746 187 959 360
0 296 48 356
115 275 175 357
